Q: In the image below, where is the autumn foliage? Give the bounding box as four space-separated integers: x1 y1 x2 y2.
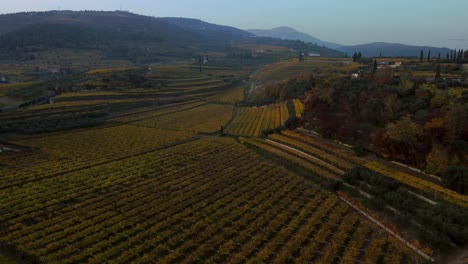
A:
303 74 467 192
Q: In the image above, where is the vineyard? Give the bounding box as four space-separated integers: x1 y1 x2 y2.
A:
129 103 234 133
224 100 303 137
1 57 466 264
0 125 195 190
251 58 356 83
243 130 468 209
0 137 422 263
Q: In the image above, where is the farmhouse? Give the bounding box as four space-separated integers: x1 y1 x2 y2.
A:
377 61 402 69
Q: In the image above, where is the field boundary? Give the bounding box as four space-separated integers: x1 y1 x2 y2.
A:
0 136 200 191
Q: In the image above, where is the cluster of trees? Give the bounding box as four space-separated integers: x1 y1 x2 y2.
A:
342 166 468 248
352 52 362 62
302 73 467 187
248 75 312 105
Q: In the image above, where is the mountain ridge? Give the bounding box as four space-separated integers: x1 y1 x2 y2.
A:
0 11 342 61
337 42 453 57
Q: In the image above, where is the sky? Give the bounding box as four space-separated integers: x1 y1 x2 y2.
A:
1 0 467 49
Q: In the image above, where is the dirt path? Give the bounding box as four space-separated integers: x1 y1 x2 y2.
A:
266 139 344 174
339 195 435 262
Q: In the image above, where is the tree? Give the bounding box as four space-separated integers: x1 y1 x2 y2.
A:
352 52 358 62
446 52 449 60
298 51 304 62
425 141 449 174
427 50 431 62
386 115 423 144
435 63 441 80
444 104 465 141
199 55 203 72
372 59 377 75
442 166 468 194
420 49 423 62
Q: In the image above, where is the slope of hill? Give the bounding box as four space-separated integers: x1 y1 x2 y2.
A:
0 11 343 62
160 17 254 40
0 11 207 61
161 18 342 56
248 26 342 49
337 42 452 57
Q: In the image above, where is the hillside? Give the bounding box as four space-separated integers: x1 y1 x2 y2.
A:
248 26 342 49
338 42 452 57
0 11 342 62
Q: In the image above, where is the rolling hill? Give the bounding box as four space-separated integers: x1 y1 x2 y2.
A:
248 26 454 58
248 26 342 49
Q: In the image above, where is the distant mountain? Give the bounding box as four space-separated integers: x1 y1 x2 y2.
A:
337 42 452 57
247 26 342 49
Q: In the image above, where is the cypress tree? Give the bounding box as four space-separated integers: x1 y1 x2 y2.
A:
420 50 423 62
435 64 441 80
446 52 449 60
427 50 431 62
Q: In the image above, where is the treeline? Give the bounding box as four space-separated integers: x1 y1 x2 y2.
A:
341 166 468 249
419 49 468 63
302 74 467 192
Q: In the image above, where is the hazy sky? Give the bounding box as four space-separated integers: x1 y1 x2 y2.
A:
1 0 467 49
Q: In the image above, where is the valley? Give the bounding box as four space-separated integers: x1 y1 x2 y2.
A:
0 10 467 264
